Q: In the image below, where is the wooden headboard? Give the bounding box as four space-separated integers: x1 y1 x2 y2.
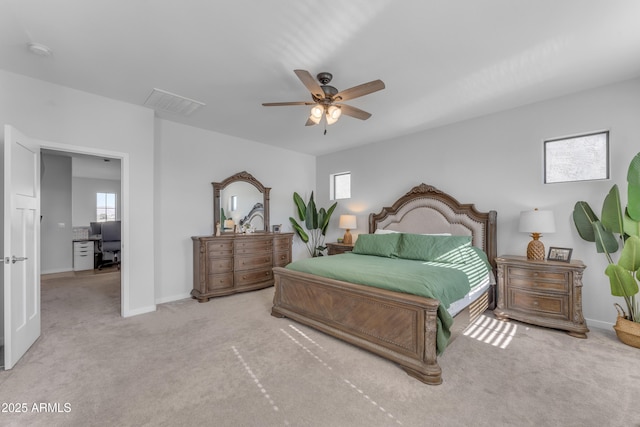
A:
368 183 497 270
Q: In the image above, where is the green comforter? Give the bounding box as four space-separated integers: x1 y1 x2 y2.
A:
286 252 487 354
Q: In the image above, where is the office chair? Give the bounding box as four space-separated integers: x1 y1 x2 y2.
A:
98 220 121 270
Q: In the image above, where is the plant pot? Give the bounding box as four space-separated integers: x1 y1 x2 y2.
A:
613 304 640 349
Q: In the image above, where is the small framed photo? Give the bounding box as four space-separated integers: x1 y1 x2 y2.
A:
548 247 572 262
272 224 281 233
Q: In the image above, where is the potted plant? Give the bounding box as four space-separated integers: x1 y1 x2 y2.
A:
289 192 337 257
573 152 640 347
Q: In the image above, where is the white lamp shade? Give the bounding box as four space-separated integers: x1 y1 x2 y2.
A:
519 209 556 233
339 214 357 229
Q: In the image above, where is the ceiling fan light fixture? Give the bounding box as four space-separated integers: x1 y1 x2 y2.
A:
327 105 342 120
326 105 342 125
310 104 324 119
308 114 321 125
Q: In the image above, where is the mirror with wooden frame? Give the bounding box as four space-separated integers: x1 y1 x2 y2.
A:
213 171 270 234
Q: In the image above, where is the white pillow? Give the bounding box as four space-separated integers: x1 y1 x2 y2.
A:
374 229 399 234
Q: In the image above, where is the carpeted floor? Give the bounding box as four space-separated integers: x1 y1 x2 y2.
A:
0 271 639 427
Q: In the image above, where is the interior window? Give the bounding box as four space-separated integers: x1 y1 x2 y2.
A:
96 192 117 222
331 172 351 200
544 131 609 183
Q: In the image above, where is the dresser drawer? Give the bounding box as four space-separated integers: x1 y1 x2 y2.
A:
507 267 569 292
206 241 233 257
508 289 568 319
235 238 273 254
273 237 291 252
208 257 233 273
273 251 290 267
235 253 273 271
207 273 234 291
235 268 273 287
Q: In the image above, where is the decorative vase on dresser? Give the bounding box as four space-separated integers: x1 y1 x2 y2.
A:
191 232 293 302
493 255 589 338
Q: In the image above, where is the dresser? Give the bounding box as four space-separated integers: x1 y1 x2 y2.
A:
191 233 293 302
494 255 588 338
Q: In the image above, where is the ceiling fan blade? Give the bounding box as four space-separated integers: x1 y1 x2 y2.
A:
333 79 385 102
294 69 325 99
262 101 314 106
337 104 372 120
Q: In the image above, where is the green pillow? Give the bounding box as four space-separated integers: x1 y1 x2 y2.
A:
352 233 401 258
397 234 472 264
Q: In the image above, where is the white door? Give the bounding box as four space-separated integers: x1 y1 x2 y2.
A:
3 125 40 370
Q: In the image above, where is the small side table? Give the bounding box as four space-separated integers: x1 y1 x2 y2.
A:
326 242 354 255
494 255 588 338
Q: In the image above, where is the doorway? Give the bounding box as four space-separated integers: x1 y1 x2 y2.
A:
38 142 129 318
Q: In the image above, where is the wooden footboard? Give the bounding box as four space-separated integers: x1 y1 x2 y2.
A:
271 266 445 385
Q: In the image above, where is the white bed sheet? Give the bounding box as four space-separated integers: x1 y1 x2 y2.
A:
447 273 492 317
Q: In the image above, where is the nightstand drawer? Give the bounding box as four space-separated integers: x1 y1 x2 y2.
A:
508 274 569 293
508 289 568 319
508 267 566 282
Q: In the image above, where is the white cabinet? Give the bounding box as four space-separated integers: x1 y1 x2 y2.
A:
73 241 94 271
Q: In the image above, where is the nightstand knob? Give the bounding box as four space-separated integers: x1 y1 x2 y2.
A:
532 301 539 306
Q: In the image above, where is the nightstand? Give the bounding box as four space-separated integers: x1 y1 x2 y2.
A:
494 255 589 338
326 242 354 255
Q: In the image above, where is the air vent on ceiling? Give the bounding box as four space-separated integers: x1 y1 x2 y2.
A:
144 88 205 116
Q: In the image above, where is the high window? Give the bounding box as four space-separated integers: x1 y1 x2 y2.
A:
330 172 351 200
96 192 117 222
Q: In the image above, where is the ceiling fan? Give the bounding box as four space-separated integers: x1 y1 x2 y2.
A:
262 70 385 128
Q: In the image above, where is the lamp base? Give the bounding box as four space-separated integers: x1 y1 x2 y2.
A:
527 234 545 260
343 230 353 245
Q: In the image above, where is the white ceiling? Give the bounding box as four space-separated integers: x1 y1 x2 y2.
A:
3 1 640 156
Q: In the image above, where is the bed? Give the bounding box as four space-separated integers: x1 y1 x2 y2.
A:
271 183 497 385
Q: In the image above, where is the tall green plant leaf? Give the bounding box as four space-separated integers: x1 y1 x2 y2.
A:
627 152 640 185
618 235 640 272
628 153 640 220
605 263 639 297
305 194 318 230
628 183 640 221
321 202 338 235
573 201 599 241
293 192 307 221
592 221 619 254
601 185 624 234
289 217 309 242
624 210 640 238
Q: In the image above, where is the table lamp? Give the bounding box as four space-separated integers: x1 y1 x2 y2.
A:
339 214 357 245
519 209 556 260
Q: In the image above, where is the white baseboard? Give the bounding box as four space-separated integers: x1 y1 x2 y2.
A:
585 317 614 331
41 268 73 275
123 305 157 318
155 292 192 305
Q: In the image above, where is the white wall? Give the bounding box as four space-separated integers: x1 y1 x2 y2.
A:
316 77 640 329
72 177 121 226
0 70 156 316
41 153 73 274
153 120 316 303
